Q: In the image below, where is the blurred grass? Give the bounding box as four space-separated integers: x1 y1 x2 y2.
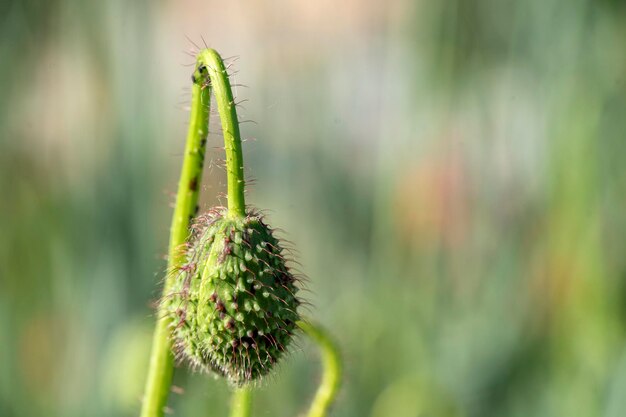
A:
1 1 626 416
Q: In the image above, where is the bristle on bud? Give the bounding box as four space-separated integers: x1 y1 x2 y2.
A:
163 207 301 385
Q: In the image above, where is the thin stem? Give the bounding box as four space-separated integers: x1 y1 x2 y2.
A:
198 48 246 218
140 75 212 416
297 321 342 417
229 387 253 417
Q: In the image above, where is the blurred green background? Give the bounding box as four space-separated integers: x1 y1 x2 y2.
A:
2 1 626 416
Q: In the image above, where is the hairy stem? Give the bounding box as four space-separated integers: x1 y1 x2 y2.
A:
297 321 342 417
198 48 246 218
140 66 211 417
229 387 253 417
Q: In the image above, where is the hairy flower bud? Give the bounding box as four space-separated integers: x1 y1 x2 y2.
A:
163 207 301 385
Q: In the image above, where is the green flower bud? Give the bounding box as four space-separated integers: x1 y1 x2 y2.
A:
164 207 301 385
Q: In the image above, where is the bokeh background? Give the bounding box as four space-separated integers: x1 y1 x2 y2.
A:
2 0 626 416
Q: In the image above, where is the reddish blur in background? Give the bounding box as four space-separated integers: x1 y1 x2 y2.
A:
1 1 626 417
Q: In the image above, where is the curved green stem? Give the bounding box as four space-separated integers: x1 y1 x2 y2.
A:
140 63 212 417
229 387 253 417
297 321 342 417
198 49 246 218
141 48 249 417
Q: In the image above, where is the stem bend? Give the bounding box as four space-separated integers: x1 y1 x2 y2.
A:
297 321 342 417
198 49 246 218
